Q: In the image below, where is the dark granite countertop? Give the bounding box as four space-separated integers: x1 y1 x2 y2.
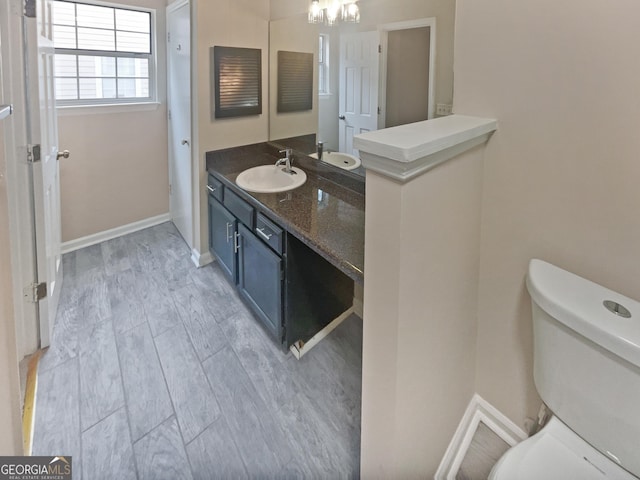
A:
206 142 365 284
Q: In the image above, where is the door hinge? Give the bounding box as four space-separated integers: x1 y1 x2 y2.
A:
168 109 172 120
24 0 35 18
167 32 171 42
169 184 172 195
27 144 41 163
24 282 47 303
377 107 381 115
378 44 382 53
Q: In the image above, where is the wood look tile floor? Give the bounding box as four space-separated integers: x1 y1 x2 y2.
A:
33 222 362 480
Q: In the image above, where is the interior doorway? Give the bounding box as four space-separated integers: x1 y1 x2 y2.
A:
379 18 436 129
384 27 431 128
28 0 64 348
167 0 193 249
5 0 65 354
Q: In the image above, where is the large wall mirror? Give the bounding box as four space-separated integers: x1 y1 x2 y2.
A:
269 0 456 175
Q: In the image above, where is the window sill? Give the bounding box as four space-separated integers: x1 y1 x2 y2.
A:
57 101 162 117
319 93 333 98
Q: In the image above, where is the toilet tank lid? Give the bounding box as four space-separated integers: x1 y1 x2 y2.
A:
526 259 640 368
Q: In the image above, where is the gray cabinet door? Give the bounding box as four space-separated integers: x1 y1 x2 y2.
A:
237 224 283 342
209 196 237 283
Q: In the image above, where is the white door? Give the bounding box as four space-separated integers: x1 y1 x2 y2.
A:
339 31 379 155
167 0 192 248
26 0 63 347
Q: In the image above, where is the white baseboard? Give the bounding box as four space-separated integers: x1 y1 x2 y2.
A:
61 213 171 254
435 394 528 480
191 248 214 268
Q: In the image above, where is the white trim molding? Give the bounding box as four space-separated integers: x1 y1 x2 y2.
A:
435 394 528 480
355 115 497 183
190 248 213 268
61 213 170 254
57 102 161 117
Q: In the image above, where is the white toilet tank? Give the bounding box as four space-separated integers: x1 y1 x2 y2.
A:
526 259 640 477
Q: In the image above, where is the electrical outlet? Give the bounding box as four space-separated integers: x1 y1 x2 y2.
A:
436 103 453 116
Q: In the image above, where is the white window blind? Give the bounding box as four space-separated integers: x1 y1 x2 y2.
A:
53 0 155 105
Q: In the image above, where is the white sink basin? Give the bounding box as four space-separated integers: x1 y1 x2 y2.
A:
236 165 307 193
310 151 361 171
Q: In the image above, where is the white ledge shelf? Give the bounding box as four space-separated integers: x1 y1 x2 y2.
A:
353 115 497 183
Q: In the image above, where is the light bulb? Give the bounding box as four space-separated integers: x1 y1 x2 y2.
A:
308 0 324 24
342 2 360 23
326 1 341 25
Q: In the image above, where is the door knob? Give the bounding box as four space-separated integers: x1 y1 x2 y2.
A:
56 150 70 160
338 115 346 120
181 139 190 146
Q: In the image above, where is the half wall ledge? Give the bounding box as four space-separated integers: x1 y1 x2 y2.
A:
353 115 498 183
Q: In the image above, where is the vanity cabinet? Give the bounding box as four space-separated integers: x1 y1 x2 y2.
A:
208 174 256 283
207 172 354 351
208 178 283 341
208 195 237 281
237 223 283 340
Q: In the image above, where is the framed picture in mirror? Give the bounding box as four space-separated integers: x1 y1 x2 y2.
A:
277 50 313 113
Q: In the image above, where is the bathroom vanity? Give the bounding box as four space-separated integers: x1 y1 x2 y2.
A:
206 141 364 353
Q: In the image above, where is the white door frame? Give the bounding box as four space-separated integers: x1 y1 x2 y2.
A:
166 0 204 266
1 0 40 359
378 18 436 128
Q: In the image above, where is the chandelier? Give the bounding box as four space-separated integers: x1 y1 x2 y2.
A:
308 0 360 26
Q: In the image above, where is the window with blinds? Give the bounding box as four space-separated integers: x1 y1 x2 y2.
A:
318 34 329 95
52 0 155 106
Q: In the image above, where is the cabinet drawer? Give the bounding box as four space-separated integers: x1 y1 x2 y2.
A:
255 213 284 255
207 175 223 202
223 188 254 229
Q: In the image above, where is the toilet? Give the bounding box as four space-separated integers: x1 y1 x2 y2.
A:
489 259 640 480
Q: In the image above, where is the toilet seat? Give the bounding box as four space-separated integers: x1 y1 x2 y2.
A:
489 417 638 480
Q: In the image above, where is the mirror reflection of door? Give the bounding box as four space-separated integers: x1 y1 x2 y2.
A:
334 22 434 156
338 31 379 156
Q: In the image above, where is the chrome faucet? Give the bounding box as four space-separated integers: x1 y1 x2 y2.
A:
316 141 324 162
276 148 295 174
